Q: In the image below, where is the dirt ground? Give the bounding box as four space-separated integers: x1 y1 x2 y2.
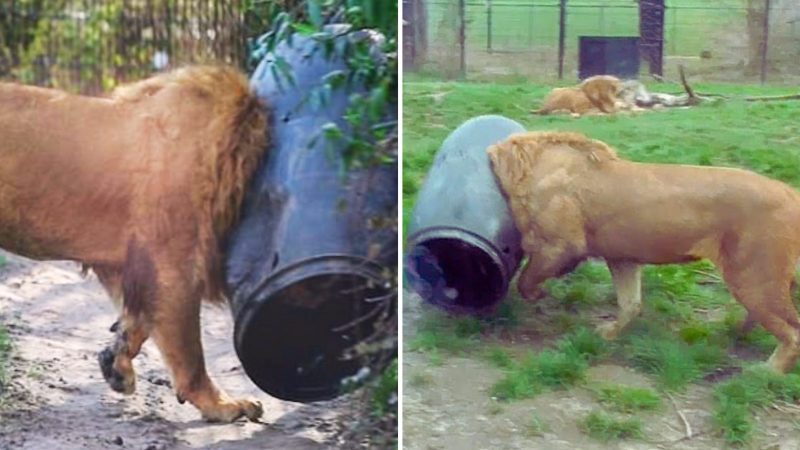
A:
402 291 800 450
0 251 346 450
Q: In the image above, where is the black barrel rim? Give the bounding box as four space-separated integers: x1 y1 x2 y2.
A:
233 254 394 403
406 226 508 314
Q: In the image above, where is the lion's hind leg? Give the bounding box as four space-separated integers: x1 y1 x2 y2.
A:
721 248 800 373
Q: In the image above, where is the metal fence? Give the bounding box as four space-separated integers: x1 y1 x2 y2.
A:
0 0 248 94
406 0 800 83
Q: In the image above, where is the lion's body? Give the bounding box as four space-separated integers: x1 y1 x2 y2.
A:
0 66 268 422
536 75 622 116
488 131 800 373
536 87 598 116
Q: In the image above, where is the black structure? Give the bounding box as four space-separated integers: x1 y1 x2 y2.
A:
578 36 640 80
639 0 665 76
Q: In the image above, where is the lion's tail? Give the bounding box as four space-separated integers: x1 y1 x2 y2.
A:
177 66 270 302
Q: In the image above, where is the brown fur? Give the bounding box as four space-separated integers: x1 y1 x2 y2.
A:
488 131 800 373
535 75 622 116
579 75 622 113
0 65 269 421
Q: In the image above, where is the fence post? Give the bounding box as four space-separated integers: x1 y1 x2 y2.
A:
760 0 770 84
459 0 466 78
558 0 566 79
487 0 492 53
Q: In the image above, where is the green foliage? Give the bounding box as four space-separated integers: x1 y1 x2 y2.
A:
714 366 800 445
249 0 397 170
593 385 661 413
580 410 643 441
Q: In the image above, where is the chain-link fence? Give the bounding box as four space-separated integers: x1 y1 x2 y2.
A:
0 0 248 94
406 0 800 83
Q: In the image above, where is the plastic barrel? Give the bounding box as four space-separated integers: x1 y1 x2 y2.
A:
225 29 397 403
405 115 524 314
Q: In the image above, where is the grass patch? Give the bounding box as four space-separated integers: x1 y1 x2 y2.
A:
492 349 588 400
526 414 548 437
0 325 10 396
484 346 515 369
593 385 661 413
409 298 525 361
408 313 480 355
545 262 613 308
713 366 800 445
491 328 603 400
625 330 728 390
580 410 643 441
556 327 608 363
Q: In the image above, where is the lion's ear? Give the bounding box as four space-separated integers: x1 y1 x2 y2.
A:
487 139 524 191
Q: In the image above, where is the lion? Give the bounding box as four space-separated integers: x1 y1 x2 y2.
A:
535 75 622 116
0 66 269 422
488 131 800 374
534 87 598 116
579 75 622 113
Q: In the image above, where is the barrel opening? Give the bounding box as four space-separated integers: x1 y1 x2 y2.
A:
236 272 393 403
406 237 504 314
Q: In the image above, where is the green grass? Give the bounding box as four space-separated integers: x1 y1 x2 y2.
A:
592 385 661 413
484 346 515 369
545 262 614 308
409 298 525 360
580 410 643 442
491 328 604 400
713 366 800 445
624 329 728 390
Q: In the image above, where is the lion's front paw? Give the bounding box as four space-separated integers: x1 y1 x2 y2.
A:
202 398 263 423
98 347 136 395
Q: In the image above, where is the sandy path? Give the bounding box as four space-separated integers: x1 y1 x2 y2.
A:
0 251 343 450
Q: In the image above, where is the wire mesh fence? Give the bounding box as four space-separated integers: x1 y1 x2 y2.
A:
0 0 249 94
406 0 800 83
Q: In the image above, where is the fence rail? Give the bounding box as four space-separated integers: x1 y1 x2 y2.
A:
0 0 249 94
406 0 800 83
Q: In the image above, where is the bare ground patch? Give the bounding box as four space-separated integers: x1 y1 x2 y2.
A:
0 251 346 449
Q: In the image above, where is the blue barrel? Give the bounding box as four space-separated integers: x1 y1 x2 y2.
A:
225 29 397 403
406 116 524 314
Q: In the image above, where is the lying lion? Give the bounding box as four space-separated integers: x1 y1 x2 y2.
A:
535 75 622 116
488 131 800 373
0 66 268 421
